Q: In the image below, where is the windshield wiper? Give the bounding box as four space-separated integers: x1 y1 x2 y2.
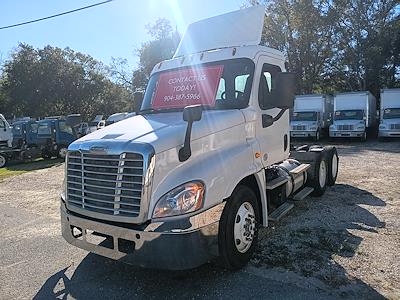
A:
139 108 184 115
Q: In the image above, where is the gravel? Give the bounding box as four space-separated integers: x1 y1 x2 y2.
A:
0 140 399 299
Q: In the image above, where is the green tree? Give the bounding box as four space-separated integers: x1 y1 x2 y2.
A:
0 43 131 119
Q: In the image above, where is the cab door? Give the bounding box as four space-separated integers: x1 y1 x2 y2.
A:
254 58 290 167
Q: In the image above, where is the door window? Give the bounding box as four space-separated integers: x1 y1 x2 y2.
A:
258 63 281 110
0 119 5 129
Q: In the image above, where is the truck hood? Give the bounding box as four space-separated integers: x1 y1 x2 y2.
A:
73 110 245 154
290 121 317 126
381 118 400 125
333 120 364 126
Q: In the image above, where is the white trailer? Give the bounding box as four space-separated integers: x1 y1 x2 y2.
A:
60 6 339 270
290 94 333 141
330 91 376 141
379 89 400 138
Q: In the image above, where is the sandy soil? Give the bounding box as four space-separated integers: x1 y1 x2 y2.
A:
0 140 399 299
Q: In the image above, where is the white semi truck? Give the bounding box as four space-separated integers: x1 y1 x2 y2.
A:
61 7 339 270
379 89 400 138
290 94 333 141
330 91 377 141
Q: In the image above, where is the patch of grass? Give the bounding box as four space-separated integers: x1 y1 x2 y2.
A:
0 158 63 180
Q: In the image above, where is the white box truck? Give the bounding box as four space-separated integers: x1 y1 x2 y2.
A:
60 6 339 270
290 94 333 141
379 89 400 138
330 91 377 141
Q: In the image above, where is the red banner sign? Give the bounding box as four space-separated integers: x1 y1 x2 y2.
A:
152 65 224 109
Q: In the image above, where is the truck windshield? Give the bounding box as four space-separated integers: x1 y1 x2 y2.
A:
383 108 400 119
37 123 51 135
335 110 364 120
141 58 255 113
291 112 317 121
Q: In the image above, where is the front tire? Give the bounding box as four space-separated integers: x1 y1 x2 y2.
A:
57 146 68 159
314 130 320 142
0 154 7 168
218 185 260 270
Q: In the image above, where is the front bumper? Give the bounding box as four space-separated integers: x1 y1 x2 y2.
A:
290 130 317 138
61 201 224 270
329 131 364 137
379 130 400 137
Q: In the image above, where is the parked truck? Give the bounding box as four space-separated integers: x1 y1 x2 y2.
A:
61 6 339 270
0 115 80 168
378 89 400 138
0 114 13 148
290 94 333 141
329 91 377 141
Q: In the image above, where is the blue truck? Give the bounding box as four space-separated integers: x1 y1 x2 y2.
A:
0 115 80 167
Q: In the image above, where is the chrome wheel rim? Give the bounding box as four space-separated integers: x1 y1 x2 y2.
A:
331 154 338 179
59 148 67 159
319 160 327 188
234 202 256 253
0 155 5 168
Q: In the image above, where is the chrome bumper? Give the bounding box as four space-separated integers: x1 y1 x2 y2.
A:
61 200 224 270
290 131 316 138
379 130 400 137
330 131 364 137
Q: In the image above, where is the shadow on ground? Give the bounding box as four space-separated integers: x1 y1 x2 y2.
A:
33 185 386 299
5 158 63 172
254 184 386 299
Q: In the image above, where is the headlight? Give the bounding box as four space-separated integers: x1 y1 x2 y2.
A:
379 124 387 130
309 126 317 130
153 181 205 218
330 125 336 130
356 125 365 130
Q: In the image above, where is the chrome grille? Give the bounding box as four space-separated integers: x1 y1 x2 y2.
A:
292 125 306 131
337 124 354 131
66 151 144 217
390 124 400 130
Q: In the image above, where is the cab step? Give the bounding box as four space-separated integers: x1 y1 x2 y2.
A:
268 202 294 222
291 187 314 201
266 177 288 190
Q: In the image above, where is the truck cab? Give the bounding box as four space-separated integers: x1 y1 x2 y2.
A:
61 6 339 270
0 114 13 148
290 94 333 141
379 89 400 138
36 118 77 158
330 92 376 141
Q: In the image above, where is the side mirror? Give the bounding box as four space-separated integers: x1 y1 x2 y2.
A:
133 91 144 114
183 104 203 122
179 105 203 162
261 72 296 110
270 72 297 109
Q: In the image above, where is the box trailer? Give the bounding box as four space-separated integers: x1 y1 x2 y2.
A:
379 89 400 138
290 94 333 141
330 91 376 141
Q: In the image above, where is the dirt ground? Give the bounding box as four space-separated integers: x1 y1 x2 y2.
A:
254 140 400 299
0 140 399 299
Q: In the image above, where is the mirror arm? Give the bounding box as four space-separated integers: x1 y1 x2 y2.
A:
179 121 193 162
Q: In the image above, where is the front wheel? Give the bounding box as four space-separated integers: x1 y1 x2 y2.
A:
0 154 7 168
314 130 320 142
218 185 260 270
57 146 68 159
